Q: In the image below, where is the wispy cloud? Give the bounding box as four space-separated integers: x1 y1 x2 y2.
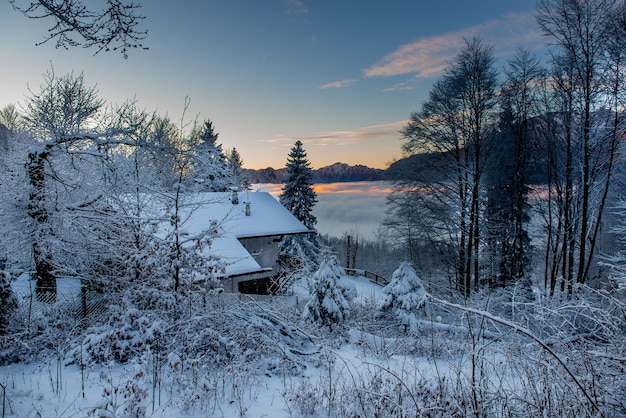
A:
382 82 417 92
266 120 407 147
284 0 308 14
364 12 542 80
319 79 357 90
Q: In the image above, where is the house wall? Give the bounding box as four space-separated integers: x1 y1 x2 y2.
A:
239 235 283 274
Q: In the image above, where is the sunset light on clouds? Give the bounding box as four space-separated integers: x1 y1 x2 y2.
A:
362 13 543 80
0 0 544 170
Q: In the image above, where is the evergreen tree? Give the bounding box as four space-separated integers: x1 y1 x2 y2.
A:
190 120 230 192
280 140 317 229
227 147 250 190
378 262 426 333
484 48 542 287
303 254 350 329
279 140 319 265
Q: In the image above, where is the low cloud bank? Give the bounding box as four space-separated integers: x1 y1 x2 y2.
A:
252 182 390 240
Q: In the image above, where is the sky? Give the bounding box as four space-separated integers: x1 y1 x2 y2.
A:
0 0 545 170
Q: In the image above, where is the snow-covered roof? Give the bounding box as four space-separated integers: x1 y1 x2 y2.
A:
188 191 311 238
181 191 311 277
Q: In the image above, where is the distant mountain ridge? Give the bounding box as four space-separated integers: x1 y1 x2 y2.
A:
245 162 384 184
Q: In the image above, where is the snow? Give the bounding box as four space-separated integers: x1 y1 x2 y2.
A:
185 191 311 238
209 236 265 277
11 274 80 295
5 274 625 417
2 274 383 418
170 191 311 277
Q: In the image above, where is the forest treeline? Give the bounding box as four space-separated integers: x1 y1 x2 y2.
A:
367 0 626 299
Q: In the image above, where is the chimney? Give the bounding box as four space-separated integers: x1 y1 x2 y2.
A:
245 202 251 216
230 187 239 204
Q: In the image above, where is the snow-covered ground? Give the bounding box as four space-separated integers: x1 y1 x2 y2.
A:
2 275 396 418
4 274 625 417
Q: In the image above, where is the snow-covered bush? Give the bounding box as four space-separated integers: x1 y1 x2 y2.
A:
80 305 163 364
303 254 350 329
378 262 426 333
0 271 17 336
337 275 358 302
90 363 150 417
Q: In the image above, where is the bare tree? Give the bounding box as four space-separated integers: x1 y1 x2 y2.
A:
21 70 104 300
399 38 498 297
8 0 147 57
537 0 625 290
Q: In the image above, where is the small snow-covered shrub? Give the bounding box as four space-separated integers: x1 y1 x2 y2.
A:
337 275 357 301
169 316 238 368
283 376 324 417
90 363 149 417
378 262 426 333
304 255 350 329
80 305 163 363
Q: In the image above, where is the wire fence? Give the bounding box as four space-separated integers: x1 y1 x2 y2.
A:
12 286 110 330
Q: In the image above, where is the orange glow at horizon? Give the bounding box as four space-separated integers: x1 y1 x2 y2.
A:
312 182 394 194
251 181 394 196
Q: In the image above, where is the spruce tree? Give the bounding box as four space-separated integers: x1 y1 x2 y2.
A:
279 140 319 266
303 254 349 329
191 120 230 192
227 147 250 190
378 262 426 333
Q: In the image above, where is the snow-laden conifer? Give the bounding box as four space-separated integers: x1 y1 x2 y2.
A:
378 262 426 332
227 147 250 191
189 119 230 192
279 140 319 267
279 140 317 230
304 254 349 328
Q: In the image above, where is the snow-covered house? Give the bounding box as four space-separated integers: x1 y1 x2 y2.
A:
185 190 313 293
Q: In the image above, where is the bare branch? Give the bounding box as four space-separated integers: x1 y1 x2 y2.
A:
9 0 148 58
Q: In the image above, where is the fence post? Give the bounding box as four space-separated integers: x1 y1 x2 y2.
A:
1 381 6 418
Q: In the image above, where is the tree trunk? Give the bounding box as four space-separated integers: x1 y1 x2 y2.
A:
28 151 57 302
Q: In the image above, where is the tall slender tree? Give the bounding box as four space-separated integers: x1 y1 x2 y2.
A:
22 70 104 300
537 0 625 290
189 119 230 192
485 48 545 286
227 147 250 190
399 38 498 297
279 140 319 266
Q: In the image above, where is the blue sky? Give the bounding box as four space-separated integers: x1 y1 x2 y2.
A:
0 0 544 169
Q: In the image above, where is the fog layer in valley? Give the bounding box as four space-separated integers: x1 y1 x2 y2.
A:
252 181 392 240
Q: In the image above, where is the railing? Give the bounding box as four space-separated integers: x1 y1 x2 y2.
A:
344 268 389 286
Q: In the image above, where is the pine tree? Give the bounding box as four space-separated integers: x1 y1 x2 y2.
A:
279 140 319 265
280 140 317 228
378 262 426 333
227 147 250 190
191 120 230 192
303 254 350 329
